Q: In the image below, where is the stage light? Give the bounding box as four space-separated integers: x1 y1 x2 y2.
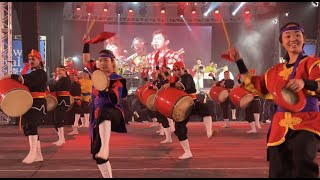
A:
177 3 185 17
191 6 196 14
161 7 166 14
76 5 81 11
103 4 108 12
273 18 278 24
214 8 219 14
244 10 250 14
86 3 94 15
128 7 133 13
115 3 123 16
312 2 319 7
284 12 289 17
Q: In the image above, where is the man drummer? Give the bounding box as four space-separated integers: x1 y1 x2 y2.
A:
83 33 128 178
68 69 82 135
148 68 173 143
52 65 72 146
162 61 217 159
1 49 47 164
217 70 236 128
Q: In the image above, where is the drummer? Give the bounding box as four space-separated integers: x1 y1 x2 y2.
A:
237 68 262 133
162 61 218 160
82 33 127 178
216 70 236 128
68 69 82 135
148 67 173 144
52 65 72 146
0 49 47 164
228 22 320 177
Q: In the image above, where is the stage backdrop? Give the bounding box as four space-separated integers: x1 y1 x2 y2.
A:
10 36 46 75
104 24 212 68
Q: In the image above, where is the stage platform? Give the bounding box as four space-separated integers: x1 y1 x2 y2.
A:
0 121 319 178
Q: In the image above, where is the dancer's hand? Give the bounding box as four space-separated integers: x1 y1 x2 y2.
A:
285 79 304 93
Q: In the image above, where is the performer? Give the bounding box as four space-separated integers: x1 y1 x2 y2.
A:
192 58 205 92
1 49 47 164
163 61 217 159
68 70 82 135
147 69 173 143
237 69 262 133
147 30 184 72
216 71 236 128
126 37 149 74
218 65 234 81
83 33 128 178
79 69 93 128
227 22 320 178
205 61 218 76
52 65 71 146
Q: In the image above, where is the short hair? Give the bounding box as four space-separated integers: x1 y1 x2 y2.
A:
152 30 169 40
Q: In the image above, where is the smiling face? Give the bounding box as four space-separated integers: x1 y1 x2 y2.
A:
281 25 305 55
151 33 169 51
98 57 115 73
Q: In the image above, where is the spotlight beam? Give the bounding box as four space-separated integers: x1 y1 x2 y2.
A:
232 2 246 16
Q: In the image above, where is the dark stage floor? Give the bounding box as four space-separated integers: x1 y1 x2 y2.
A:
0 121 319 178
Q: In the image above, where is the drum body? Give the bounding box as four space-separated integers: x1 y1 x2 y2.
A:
209 86 229 103
155 87 194 122
135 84 149 104
0 79 33 117
229 87 253 109
91 70 109 91
141 88 157 111
45 91 58 112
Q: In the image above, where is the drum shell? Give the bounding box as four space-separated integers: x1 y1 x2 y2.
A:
209 86 229 103
229 87 253 109
141 88 157 111
0 79 33 117
135 84 150 104
155 87 194 122
45 91 58 112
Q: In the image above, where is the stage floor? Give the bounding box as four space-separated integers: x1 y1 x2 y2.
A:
0 121 319 178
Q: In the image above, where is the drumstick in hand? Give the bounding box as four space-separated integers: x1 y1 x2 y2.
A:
86 19 96 35
220 16 231 48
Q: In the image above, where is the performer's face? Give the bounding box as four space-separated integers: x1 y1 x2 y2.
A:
56 67 67 77
28 57 41 68
281 26 304 55
69 74 78 82
99 57 115 73
174 67 185 76
132 39 145 53
82 72 90 79
224 71 230 79
196 60 202 65
151 33 168 50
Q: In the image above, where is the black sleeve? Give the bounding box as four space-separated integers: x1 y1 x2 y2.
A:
13 69 47 92
183 74 196 94
303 79 318 91
83 43 90 53
235 59 248 74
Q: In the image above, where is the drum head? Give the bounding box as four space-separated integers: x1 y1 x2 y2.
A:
46 95 58 112
1 90 33 117
218 90 229 103
172 96 194 122
239 94 254 109
272 81 306 113
146 94 157 111
92 70 109 91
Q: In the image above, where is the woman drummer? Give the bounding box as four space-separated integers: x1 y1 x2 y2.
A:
82 33 127 178
227 22 320 178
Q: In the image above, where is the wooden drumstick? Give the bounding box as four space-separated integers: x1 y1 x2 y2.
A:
220 17 231 48
86 19 96 35
19 116 22 131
